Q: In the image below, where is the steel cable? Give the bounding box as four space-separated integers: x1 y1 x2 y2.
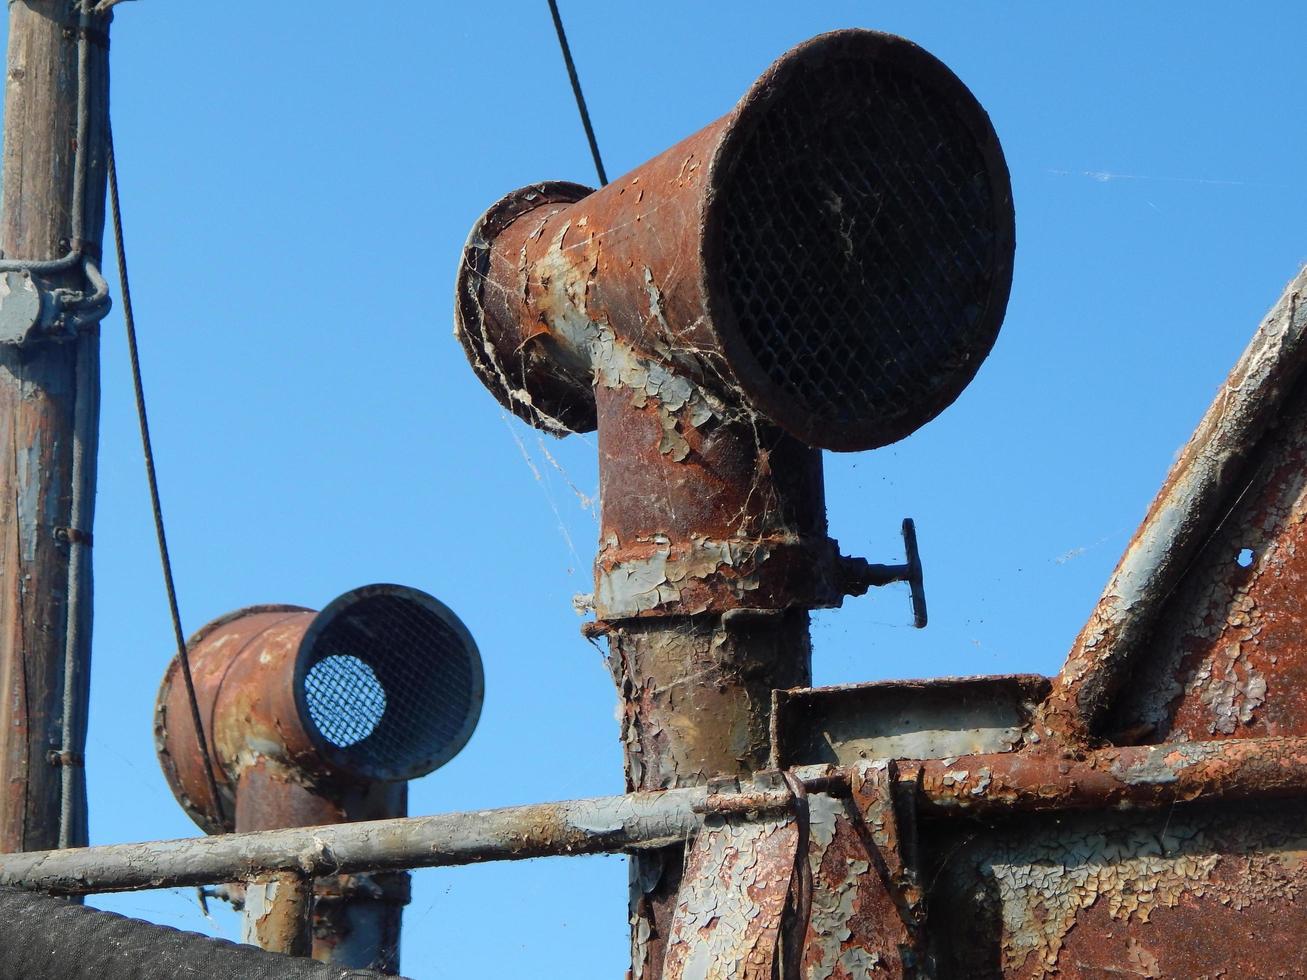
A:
545 0 608 186
106 127 227 829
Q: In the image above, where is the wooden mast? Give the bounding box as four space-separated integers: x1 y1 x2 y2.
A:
0 0 111 852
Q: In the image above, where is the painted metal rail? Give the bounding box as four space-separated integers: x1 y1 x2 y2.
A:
6 734 1307 897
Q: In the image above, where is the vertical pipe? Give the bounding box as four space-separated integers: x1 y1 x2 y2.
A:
234 762 408 973
610 611 811 979
0 0 110 853
242 870 312 957
595 386 822 978
310 872 408 976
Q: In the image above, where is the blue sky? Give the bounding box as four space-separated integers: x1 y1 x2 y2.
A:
5 2 1304 975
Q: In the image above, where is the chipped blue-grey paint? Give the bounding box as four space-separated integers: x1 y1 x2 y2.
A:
1049 269 1307 741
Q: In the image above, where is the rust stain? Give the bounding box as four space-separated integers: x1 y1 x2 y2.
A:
934 806 1307 979
1045 273 1307 745
1108 374 1307 744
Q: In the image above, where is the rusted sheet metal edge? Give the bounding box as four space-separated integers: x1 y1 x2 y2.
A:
910 734 1307 815
9 735 1307 895
1046 270 1307 743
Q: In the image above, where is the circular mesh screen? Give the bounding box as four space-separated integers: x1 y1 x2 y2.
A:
714 52 1007 449
298 590 480 779
304 655 387 747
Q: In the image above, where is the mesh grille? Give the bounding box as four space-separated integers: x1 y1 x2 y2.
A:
716 56 1001 441
304 656 387 747
301 593 478 778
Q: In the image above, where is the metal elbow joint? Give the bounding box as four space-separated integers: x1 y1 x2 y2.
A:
154 583 484 971
455 29 1014 627
456 28 1013 454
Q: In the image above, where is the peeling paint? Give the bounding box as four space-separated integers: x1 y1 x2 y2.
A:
589 327 719 462
936 806 1307 979
595 537 767 618
985 824 1220 977
1046 273 1307 744
805 794 867 980
240 871 310 955
1125 937 1161 978
795 787 922 979
527 224 726 465
644 266 671 334
663 815 797 980
1108 741 1225 786
1189 646 1267 735
16 437 39 562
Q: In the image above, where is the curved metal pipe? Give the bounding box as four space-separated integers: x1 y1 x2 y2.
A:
154 584 483 974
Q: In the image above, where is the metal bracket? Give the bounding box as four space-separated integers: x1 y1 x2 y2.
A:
54 526 94 547
0 262 110 345
692 771 795 818
0 271 42 343
839 517 928 628
850 758 928 973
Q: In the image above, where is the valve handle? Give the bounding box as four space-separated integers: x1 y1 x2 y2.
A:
838 518 928 629
901 518 927 629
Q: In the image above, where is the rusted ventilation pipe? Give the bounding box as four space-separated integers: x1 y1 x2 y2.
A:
155 584 483 974
457 29 1012 455
455 28 1012 977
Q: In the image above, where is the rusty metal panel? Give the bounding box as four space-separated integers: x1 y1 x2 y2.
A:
1044 273 1307 745
928 802 1307 978
770 664 1307 977
772 676 1049 769
1109 373 1307 744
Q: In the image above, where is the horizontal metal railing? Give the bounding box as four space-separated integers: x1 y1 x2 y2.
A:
6 735 1307 896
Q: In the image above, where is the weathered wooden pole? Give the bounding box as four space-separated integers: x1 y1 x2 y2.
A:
0 0 111 852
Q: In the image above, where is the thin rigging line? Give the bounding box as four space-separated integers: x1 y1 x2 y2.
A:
546 0 608 186
106 127 227 830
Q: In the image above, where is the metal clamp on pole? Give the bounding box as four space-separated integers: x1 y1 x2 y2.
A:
839 518 928 628
0 262 111 344
0 1 112 347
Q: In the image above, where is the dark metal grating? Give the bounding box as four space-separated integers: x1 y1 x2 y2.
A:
716 55 1001 443
301 593 477 778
